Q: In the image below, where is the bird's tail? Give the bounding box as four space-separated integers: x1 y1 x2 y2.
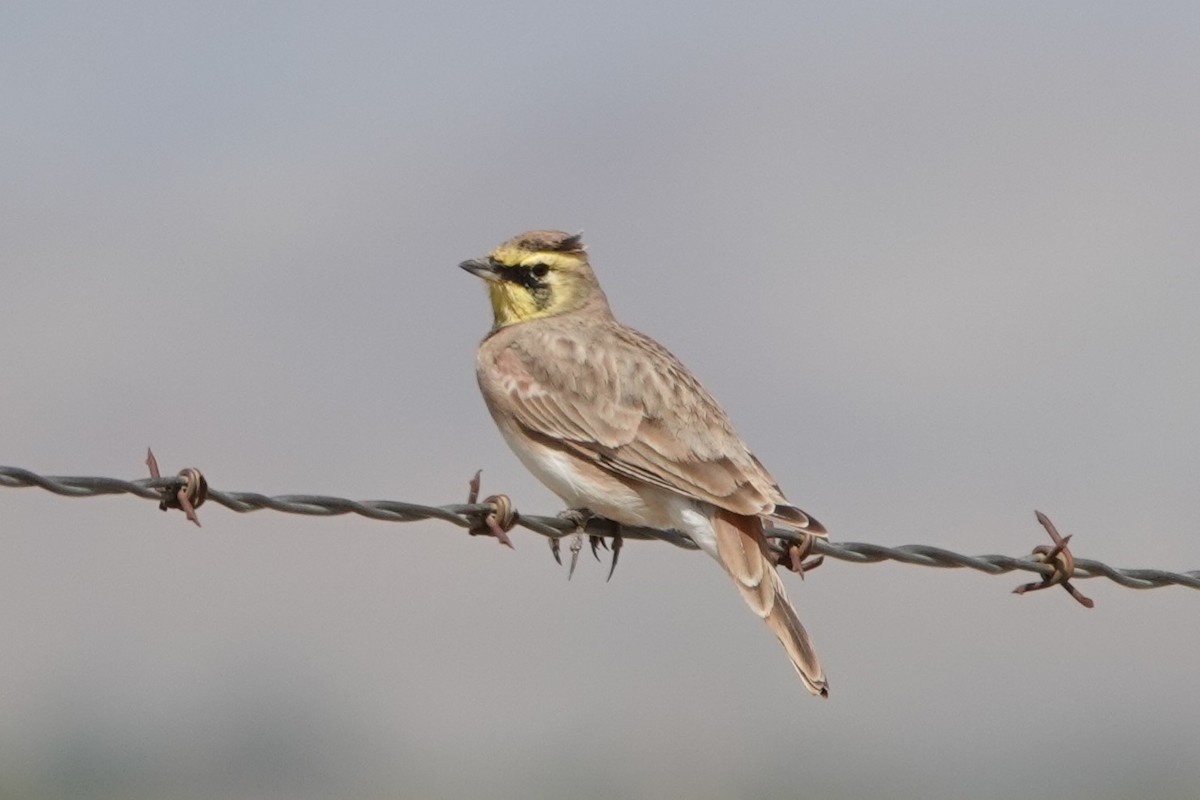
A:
712 508 829 697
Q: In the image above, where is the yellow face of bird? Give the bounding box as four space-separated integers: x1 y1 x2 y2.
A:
459 230 602 329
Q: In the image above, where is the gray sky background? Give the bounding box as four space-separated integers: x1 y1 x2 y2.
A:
2 2 1198 798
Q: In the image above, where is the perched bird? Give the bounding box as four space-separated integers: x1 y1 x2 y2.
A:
460 230 829 696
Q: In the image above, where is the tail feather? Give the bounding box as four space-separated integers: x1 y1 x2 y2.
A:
762 573 828 697
769 503 828 536
712 508 829 697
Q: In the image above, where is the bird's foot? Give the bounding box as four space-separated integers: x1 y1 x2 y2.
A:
557 507 593 530
551 509 623 580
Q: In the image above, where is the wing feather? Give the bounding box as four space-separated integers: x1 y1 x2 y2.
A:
480 320 811 520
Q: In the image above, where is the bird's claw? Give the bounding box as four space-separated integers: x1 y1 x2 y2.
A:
557 508 593 580
605 532 623 582
568 534 583 579
589 534 609 561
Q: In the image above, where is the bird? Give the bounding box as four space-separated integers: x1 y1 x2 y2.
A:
459 230 829 697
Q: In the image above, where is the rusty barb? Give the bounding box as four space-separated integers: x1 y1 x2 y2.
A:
145 448 207 527
1012 511 1095 608
465 470 518 549
773 530 825 579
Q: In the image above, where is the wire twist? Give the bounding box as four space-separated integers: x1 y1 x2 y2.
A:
2 466 1197 591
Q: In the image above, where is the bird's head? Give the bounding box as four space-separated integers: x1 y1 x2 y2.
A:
459 230 609 329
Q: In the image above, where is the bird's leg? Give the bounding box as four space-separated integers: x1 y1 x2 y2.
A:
557 508 592 579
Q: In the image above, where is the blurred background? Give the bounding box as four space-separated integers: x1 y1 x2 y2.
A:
2 2 1198 798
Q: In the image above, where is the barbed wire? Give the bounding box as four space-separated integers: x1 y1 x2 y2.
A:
2 464 1198 593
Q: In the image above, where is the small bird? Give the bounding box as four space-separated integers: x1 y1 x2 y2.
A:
460 230 829 696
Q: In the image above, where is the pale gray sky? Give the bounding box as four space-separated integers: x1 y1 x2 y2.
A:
2 2 1199 798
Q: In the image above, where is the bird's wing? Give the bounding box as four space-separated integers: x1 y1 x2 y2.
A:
482 321 820 529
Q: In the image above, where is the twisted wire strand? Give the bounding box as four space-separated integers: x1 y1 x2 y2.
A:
2 466 1197 591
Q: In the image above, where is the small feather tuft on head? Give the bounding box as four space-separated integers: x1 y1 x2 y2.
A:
490 230 589 270
507 230 585 254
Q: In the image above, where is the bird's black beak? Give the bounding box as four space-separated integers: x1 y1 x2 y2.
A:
459 258 501 282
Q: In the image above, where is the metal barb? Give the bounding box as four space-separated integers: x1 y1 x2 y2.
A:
771 530 824 579
483 497 516 549
145 448 206 527
1012 511 1095 608
466 470 482 504
464 470 515 548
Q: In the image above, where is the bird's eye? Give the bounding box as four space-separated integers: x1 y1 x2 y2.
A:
530 263 549 278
